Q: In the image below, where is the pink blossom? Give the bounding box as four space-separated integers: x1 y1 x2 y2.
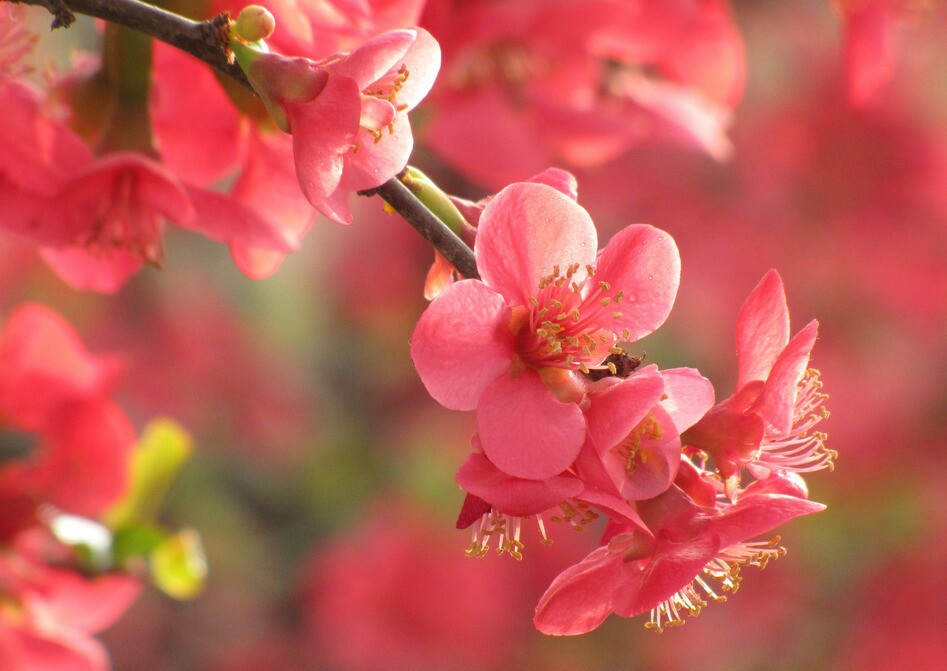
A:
412 181 680 481
420 0 743 187
533 474 825 635
683 270 833 497
0 305 134 538
0 549 140 671
835 0 928 107
246 28 441 224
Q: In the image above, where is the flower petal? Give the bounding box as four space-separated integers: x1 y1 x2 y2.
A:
410 279 514 411
736 269 790 389
533 545 621 635
456 452 582 517
594 224 680 342
286 75 361 224
709 493 826 549
477 372 585 480
756 319 819 435
476 182 597 306
659 367 715 433
584 364 665 454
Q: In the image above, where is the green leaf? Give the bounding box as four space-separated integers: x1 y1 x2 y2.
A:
106 418 193 529
150 529 207 600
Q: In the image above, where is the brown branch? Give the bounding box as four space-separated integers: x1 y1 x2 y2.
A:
10 0 251 90
360 178 480 281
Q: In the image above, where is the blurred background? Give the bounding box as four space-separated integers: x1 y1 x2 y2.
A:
6 0 947 669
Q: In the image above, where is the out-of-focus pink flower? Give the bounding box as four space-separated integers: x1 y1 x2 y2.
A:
412 182 680 481
0 545 141 671
420 0 743 187
0 305 133 538
29 153 294 293
0 4 36 78
533 473 824 635
246 28 440 224
835 0 928 107
298 500 524 671
684 270 833 497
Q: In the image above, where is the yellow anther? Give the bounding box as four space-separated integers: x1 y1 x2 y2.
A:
616 290 625 302
586 264 595 276
599 281 611 291
612 311 622 319
600 297 611 306
607 362 618 374
528 296 540 306
571 310 580 321
579 362 590 374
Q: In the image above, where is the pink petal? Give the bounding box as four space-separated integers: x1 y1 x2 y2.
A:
709 493 826 550
286 76 361 224
150 43 246 186
476 182 597 306
37 568 141 633
183 186 294 251
594 224 681 341
327 29 415 90
0 304 121 425
40 247 144 294
584 365 665 454
455 492 491 529
756 319 819 435
43 399 136 517
477 372 586 480
525 168 579 201
659 367 715 433
843 4 898 107
615 533 718 618
410 279 515 411
736 269 790 389
456 452 582 517
424 87 552 189
533 545 622 635
391 27 441 111
0 80 92 194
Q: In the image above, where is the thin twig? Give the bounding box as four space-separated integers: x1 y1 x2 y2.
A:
360 179 480 280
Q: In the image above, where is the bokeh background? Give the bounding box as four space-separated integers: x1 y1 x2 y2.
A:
7 0 947 669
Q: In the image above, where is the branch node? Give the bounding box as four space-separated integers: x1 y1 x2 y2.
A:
46 0 76 29
206 11 234 63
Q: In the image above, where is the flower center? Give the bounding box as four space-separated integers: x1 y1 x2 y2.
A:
82 173 164 265
614 412 664 476
353 64 411 153
517 263 630 373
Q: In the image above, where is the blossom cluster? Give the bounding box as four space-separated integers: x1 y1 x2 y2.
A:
411 179 834 634
1 0 904 659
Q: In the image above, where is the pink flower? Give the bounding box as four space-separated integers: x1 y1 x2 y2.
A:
836 0 928 107
533 473 825 635
683 270 834 497
0 547 140 671
0 305 134 538
577 367 715 504
411 182 680 481
420 0 743 187
246 28 441 224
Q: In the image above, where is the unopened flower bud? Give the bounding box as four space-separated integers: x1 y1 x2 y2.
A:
235 5 275 43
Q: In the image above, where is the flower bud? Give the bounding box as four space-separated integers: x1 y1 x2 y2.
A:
235 5 275 43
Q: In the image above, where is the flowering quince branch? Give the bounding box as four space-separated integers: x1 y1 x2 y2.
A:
5 0 473 275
